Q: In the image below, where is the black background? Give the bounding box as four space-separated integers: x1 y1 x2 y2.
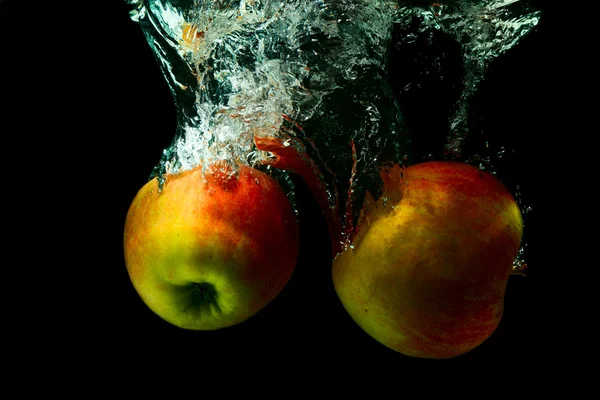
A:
1 0 579 370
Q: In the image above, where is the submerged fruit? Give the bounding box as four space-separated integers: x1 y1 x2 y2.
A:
124 163 299 330
332 161 523 358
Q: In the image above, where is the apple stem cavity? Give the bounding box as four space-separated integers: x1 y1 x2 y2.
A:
187 282 222 315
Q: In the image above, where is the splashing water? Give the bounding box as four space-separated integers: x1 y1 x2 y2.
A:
127 0 408 252
393 0 540 160
126 0 541 264
128 1 401 179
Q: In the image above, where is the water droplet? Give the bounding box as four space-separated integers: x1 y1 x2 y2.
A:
127 0 146 22
497 146 506 158
512 246 528 276
403 33 417 44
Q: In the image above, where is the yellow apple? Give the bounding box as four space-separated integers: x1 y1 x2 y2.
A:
332 161 523 358
124 162 299 330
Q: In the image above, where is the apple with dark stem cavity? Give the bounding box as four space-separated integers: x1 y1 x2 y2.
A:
124 162 299 330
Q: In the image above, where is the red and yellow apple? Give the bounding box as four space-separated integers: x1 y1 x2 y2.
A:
332 161 523 358
123 162 299 330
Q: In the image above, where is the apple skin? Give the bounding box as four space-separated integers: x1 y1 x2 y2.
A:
124 163 299 330
332 161 523 358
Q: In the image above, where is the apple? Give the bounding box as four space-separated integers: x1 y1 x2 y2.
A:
332 161 523 358
123 162 299 330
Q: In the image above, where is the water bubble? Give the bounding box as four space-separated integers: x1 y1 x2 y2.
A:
127 0 145 22
511 259 527 276
497 146 506 158
404 33 417 44
512 244 528 276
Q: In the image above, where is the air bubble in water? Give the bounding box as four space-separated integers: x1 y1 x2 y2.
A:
512 245 528 276
126 0 146 22
404 33 417 44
